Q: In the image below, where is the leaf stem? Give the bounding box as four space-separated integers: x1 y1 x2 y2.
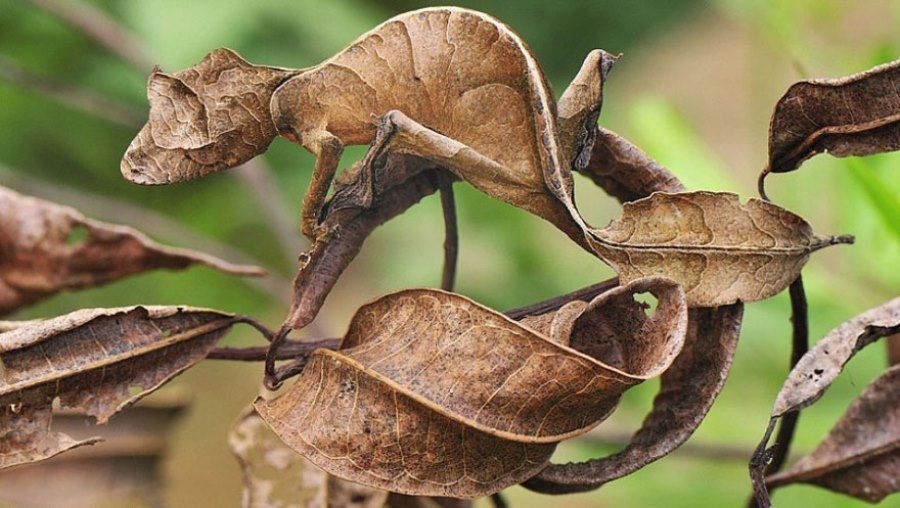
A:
438 173 458 292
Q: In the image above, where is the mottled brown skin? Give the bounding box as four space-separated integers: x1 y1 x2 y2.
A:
122 7 612 244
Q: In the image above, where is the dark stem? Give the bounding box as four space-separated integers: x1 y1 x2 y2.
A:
746 275 808 508
765 275 808 476
748 417 777 508
489 492 508 508
438 173 458 292
887 332 900 366
264 326 292 390
209 338 339 361
757 167 771 201
233 316 276 342
505 277 619 319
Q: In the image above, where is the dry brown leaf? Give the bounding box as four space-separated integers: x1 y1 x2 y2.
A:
772 297 899 417
524 303 744 493
121 48 297 184
577 127 686 202
766 365 899 503
230 405 389 508
763 59 900 181
750 298 900 506
0 391 188 508
256 278 686 497
0 305 239 469
767 365 899 503
0 185 263 316
587 191 852 307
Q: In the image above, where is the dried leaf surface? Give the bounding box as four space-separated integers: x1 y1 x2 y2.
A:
524 303 744 493
230 406 388 508
765 59 900 175
772 297 900 417
257 278 686 497
587 191 851 307
578 127 685 203
767 365 900 502
122 48 296 184
0 185 263 316
0 305 237 469
0 394 188 508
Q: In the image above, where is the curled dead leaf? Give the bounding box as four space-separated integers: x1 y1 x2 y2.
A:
772 297 899 417
766 365 899 503
230 405 388 508
524 303 744 493
577 127 685 203
750 298 900 506
0 185 264 317
761 59 900 194
587 191 852 307
256 278 686 497
0 305 243 469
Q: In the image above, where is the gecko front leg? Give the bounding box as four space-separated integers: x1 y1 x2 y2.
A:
300 130 344 240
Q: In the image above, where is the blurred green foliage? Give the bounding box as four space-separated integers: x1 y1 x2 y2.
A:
0 1 897 507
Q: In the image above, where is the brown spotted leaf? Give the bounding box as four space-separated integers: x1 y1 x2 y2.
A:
256 278 686 497
767 365 900 503
229 405 388 508
524 303 744 493
122 48 297 184
750 298 900 506
587 191 852 307
0 305 239 469
0 185 264 317
772 297 900 417
763 59 900 182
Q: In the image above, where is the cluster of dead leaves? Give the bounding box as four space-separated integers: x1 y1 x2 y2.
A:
2 5 898 507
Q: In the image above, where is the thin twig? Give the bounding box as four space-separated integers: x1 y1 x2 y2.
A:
25 0 307 270
0 165 291 300
765 276 808 474
748 418 778 508
208 338 339 361
264 326 292 390
0 55 145 126
438 174 458 291
887 332 900 366
505 277 619 319
746 275 809 508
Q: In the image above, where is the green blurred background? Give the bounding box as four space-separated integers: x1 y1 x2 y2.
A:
1 0 898 506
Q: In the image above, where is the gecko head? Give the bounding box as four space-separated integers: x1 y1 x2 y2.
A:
121 48 298 184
